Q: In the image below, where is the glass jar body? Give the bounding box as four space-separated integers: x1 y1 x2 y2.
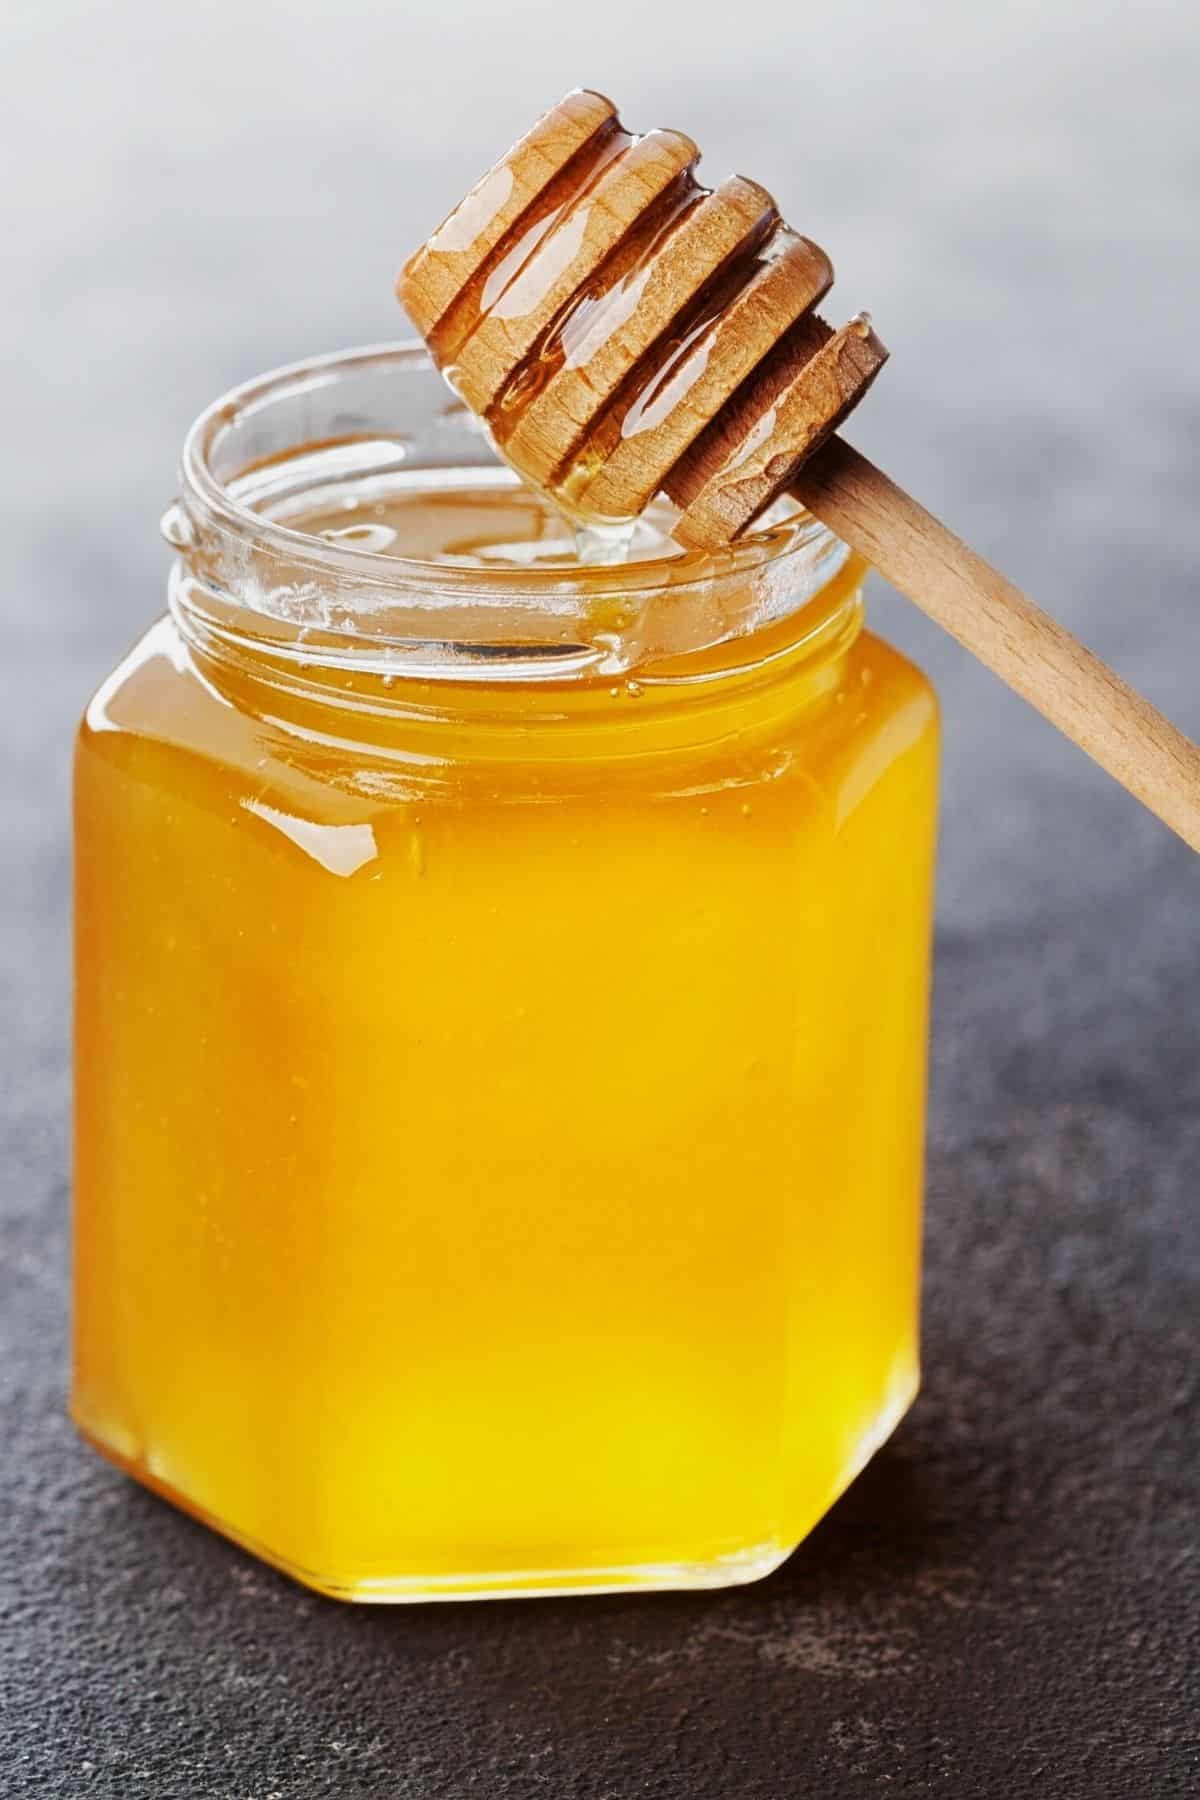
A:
72 347 939 1601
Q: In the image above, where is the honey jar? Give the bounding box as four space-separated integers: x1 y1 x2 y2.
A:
73 343 939 1599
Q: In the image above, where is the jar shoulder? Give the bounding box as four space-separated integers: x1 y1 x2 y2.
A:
852 629 939 723
80 616 235 759
75 614 938 823
793 629 939 792
77 615 391 833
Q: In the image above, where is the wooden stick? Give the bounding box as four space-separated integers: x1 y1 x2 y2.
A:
398 90 1200 852
792 436 1200 852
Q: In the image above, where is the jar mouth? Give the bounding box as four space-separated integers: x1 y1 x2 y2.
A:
173 341 856 681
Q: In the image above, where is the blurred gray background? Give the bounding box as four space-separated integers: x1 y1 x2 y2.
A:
3 2 1198 1795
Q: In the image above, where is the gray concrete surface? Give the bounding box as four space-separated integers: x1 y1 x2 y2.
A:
2 1 1198 1793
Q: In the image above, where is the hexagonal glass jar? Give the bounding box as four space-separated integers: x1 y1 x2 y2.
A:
72 344 939 1601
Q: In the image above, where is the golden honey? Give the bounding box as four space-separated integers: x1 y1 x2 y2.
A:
72 346 938 1600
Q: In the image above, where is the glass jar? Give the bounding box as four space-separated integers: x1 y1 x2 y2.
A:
72 344 939 1602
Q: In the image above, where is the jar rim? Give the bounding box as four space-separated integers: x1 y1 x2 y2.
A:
173 341 857 680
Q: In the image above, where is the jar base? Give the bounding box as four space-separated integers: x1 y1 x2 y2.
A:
280 1543 799 1604
71 1369 917 1604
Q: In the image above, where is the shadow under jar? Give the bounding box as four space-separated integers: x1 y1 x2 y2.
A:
72 343 939 1602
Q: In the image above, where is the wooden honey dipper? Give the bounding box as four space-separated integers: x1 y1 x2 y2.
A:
398 88 1200 851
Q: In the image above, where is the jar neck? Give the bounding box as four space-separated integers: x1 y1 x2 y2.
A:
171 553 865 764
167 342 864 760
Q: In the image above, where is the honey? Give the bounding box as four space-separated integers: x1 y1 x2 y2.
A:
72 346 938 1599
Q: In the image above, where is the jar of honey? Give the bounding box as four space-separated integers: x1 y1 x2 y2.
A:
73 343 939 1601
